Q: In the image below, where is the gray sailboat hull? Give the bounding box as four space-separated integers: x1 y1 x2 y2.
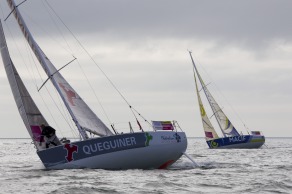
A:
37 131 187 169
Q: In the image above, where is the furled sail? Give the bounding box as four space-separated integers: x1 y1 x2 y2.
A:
0 20 47 150
189 52 240 137
7 0 113 138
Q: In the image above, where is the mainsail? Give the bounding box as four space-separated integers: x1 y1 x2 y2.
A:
189 52 240 137
191 59 219 140
7 0 113 139
0 20 46 150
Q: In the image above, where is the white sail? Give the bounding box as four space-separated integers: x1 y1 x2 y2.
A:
189 52 240 137
7 0 113 138
192 64 219 140
0 20 47 150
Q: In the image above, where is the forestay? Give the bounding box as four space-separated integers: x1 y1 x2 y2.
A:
189 52 240 137
192 62 219 140
7 0 113 138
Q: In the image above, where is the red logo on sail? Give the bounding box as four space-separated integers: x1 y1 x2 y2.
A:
64 144 78 162
59 83 77 106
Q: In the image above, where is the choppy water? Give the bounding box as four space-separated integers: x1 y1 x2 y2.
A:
0 137 291 194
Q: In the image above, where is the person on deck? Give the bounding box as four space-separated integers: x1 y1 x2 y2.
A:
39 124 61 148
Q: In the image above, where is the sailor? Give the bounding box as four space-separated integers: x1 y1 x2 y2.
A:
39 124 61 148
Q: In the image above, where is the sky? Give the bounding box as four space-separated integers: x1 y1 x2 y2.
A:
0 0 291 138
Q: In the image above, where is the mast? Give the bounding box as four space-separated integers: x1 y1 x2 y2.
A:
188 51 240 137
190 51 219 140
188 51 225 136
6 0 88 139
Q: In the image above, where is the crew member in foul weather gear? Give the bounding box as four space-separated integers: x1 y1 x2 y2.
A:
39 124 61 148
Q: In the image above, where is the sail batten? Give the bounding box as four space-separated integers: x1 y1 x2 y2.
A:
189 52 240 137
7 0 113 138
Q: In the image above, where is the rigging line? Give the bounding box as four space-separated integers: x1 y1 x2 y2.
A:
39 1 93 136
28 3 89 137
41 0 75 55
191 54 210 117
43 85 79 138
38 57 77 91
15 7 75 57
190 51 226 137
23 35 61 131
131 106 152 126
30 52 77 137
8 1 82 138
192 58 218 134
211 81 248 131
4 0 27 21
75 58 113 127
202 118 214 130
44 0 149 127
23 29 78 138
193 53 249 132
14 23 77 138
2 19 35 86
2 15 59 130
19 24 77 138
174 121 184 132
43 0 114 129
209 107 224 119
2 4 41 87
37 65 78 138
199 82 211 92
2 21 65 132
2 14 74 138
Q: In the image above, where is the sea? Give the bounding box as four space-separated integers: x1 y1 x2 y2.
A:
0 137 291 194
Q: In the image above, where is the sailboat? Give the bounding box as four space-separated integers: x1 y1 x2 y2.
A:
0 0 188 169
189 51 265 149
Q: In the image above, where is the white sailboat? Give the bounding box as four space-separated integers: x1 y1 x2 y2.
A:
0 0 187 169
189 51 265 149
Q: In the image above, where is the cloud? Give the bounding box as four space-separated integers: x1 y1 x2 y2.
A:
5 1 292 48
0 0 291 138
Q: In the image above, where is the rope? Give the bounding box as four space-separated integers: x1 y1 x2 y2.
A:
2 5 79 139
44 0 150 131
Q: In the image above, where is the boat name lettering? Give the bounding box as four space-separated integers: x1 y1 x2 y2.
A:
161 134 181 143
229 136 246 142
161 136 175 141
83 137 137 155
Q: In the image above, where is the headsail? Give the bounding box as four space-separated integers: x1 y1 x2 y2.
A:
191 57 219 140
189 52 240 137
7 0 113 138
0 20 47 150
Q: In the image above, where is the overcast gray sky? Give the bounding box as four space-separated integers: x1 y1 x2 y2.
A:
0 0 291 138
